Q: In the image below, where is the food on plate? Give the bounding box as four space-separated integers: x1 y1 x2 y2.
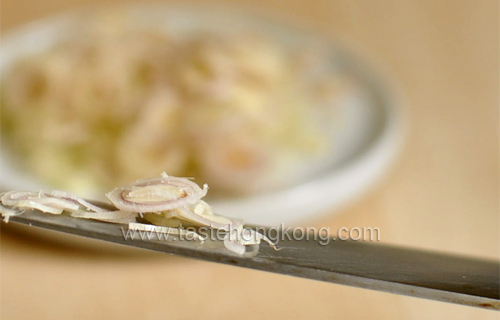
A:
0 173 277 254
1 19 358 196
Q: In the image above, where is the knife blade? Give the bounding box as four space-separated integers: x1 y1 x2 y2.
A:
4 209 499 310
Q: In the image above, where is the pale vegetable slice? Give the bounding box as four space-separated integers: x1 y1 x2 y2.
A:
192 200 214 215
0 191 32 205
142 212 185 228
0 190 112 216
223 219 250 254
106 173 208 212
1 191 80 214
50 190 108 212
0 202 22 223
224 236 247 255
222 221 279 254
7 200 65 214
0 189 135 224
175 205 234 230
128 222 205 242
70 210 137 224
237 228 280 250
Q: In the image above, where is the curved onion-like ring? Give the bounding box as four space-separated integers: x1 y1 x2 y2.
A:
51 190 109 212
1 191 80 214
106 173 208 213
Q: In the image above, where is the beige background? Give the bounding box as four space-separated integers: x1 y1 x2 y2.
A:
1 0 499 319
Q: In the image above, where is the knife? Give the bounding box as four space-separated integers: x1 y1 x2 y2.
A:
4 208 499 310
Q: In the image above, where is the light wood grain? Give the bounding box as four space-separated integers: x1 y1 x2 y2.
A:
1 0 499 319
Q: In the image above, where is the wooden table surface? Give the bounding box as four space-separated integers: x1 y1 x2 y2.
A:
1 0 498 319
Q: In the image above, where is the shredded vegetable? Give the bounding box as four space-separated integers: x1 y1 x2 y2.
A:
0 173 278 254
1 22 356 197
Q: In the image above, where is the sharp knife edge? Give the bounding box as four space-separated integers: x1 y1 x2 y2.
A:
4 209 499 310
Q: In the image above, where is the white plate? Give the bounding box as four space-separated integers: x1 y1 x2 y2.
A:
0 5 406 227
